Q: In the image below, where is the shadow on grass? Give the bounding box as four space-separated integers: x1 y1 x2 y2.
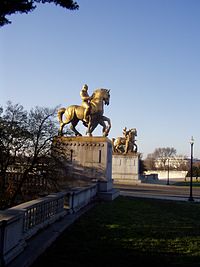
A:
31 196 200 267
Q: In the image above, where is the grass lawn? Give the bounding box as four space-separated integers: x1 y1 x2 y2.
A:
31 196 200 267
174 180 200 187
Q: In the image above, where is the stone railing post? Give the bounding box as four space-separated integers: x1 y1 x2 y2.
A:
0 220 6 267
0 210 25 266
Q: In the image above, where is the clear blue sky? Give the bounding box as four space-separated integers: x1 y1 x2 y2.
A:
1 0 200 159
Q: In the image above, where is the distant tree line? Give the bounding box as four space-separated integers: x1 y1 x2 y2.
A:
186 163 200 179
0 0 79 27
144 147 189 171
0 101 71 209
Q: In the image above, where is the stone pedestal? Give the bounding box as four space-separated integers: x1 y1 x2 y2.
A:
112 153 140 184
52 136 119 200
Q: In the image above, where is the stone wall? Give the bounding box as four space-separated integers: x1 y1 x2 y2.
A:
144 170 188 179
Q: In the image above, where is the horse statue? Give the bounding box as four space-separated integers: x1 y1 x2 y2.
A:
112 128 137 154
57 88 111 137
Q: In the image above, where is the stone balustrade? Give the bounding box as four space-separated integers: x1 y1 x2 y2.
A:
70 184 97 213
0 184 98 266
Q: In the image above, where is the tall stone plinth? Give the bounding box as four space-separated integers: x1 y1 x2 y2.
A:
112 153 140 184
52 136 119 200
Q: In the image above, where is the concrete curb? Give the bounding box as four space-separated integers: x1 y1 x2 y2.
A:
120 191 200 202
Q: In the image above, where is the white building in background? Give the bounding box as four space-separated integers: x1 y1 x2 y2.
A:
154 156 188 170
144 170 188 180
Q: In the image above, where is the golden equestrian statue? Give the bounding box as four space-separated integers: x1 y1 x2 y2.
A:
57 85 111 137
112 127 138 154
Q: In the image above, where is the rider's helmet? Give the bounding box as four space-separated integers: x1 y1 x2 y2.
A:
82 84 88 91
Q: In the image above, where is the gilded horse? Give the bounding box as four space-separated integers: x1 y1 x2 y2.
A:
57 89 111 137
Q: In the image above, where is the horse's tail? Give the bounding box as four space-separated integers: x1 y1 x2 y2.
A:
57 108 66 124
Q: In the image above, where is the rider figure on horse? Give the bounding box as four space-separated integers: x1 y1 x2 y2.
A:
80 84 91 123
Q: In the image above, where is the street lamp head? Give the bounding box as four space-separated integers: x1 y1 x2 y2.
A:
190 136 194 145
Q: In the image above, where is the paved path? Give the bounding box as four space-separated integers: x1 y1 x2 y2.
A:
114 183 200 202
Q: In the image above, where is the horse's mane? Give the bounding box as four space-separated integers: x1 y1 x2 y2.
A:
91 88 108 99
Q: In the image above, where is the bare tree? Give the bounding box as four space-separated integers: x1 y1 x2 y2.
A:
145 147 177 170
0 101 29 191
138 153 147 174
144 153 156 170
0 101 73 208
10 105 59 204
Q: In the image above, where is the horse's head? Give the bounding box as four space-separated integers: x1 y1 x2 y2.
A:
131 128 137 137
104 89 110 105
100 89 110 105
91 88 110 105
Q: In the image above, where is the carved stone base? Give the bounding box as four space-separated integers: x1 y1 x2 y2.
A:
112 153 140 184
52 136 118 194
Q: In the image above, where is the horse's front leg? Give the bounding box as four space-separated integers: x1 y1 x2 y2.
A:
103 116 111 136
87 119 98 136
99 116 111 136
134 143 138 152
99 120 107 137
85 117 93 136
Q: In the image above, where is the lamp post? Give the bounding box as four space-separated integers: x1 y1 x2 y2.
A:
188 136 194 202
167 158 170 185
